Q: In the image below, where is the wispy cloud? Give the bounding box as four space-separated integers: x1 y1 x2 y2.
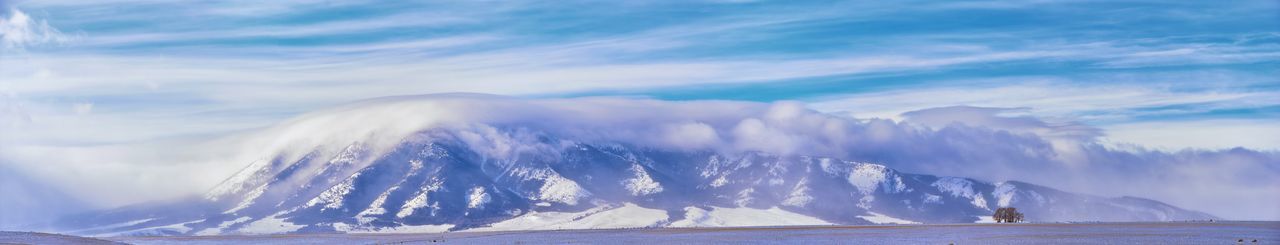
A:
1 0 1272 149
808 75 1278 122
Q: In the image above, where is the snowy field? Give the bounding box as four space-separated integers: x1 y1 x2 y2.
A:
0 231 124 244
97 222 1278 244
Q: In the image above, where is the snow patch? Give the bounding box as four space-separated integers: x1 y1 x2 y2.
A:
710 175 729 187
933 177 988 210
358 187 394 217
539 174 590 205
781 180 814 207
305 172 362 210
993 182 1017 207
237 214 304 234
153 222 195 234
63 218 157 234
205 160 270 201
622 164 663 196
397 181 443 218
467 186 491 209
507 166 591 205
923 193 942 204
932 177 976 198
224 184 268 214
734 188 755 207
972 194 989 210
358 158 425 219
857 212 920 224
848 163 905 194
196 216 251 236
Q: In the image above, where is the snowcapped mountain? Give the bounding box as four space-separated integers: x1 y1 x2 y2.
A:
50 136 1215 236
43 94 1215 236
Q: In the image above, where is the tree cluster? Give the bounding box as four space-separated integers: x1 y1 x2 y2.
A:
993 207 1024 223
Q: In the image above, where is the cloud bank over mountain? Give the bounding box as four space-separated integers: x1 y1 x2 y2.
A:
4 94 1274 223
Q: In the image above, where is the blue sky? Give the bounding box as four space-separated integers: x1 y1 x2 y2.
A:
0 0 1278 217
2 0 1276 150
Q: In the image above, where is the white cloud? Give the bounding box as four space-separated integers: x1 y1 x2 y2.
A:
31 68 52 80
807 76 1280 153
0 92 31 128
660 122 720 150
0 7 68 50
808 77 1278 123
2 0 1272 153
0 46 1087 147
79 13 477 48
1103 119 1280 151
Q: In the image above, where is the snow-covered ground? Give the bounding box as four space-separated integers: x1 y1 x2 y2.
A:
469 203 668 231
100 222 1280 245
0 231 121 245
669 206 831 227
237 215 305 235
974 216 998 224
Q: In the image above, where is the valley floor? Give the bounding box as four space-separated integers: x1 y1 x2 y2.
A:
96 221 1279 244
0 231 124 245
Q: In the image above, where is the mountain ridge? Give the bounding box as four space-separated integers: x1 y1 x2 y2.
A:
48 130 1215 236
